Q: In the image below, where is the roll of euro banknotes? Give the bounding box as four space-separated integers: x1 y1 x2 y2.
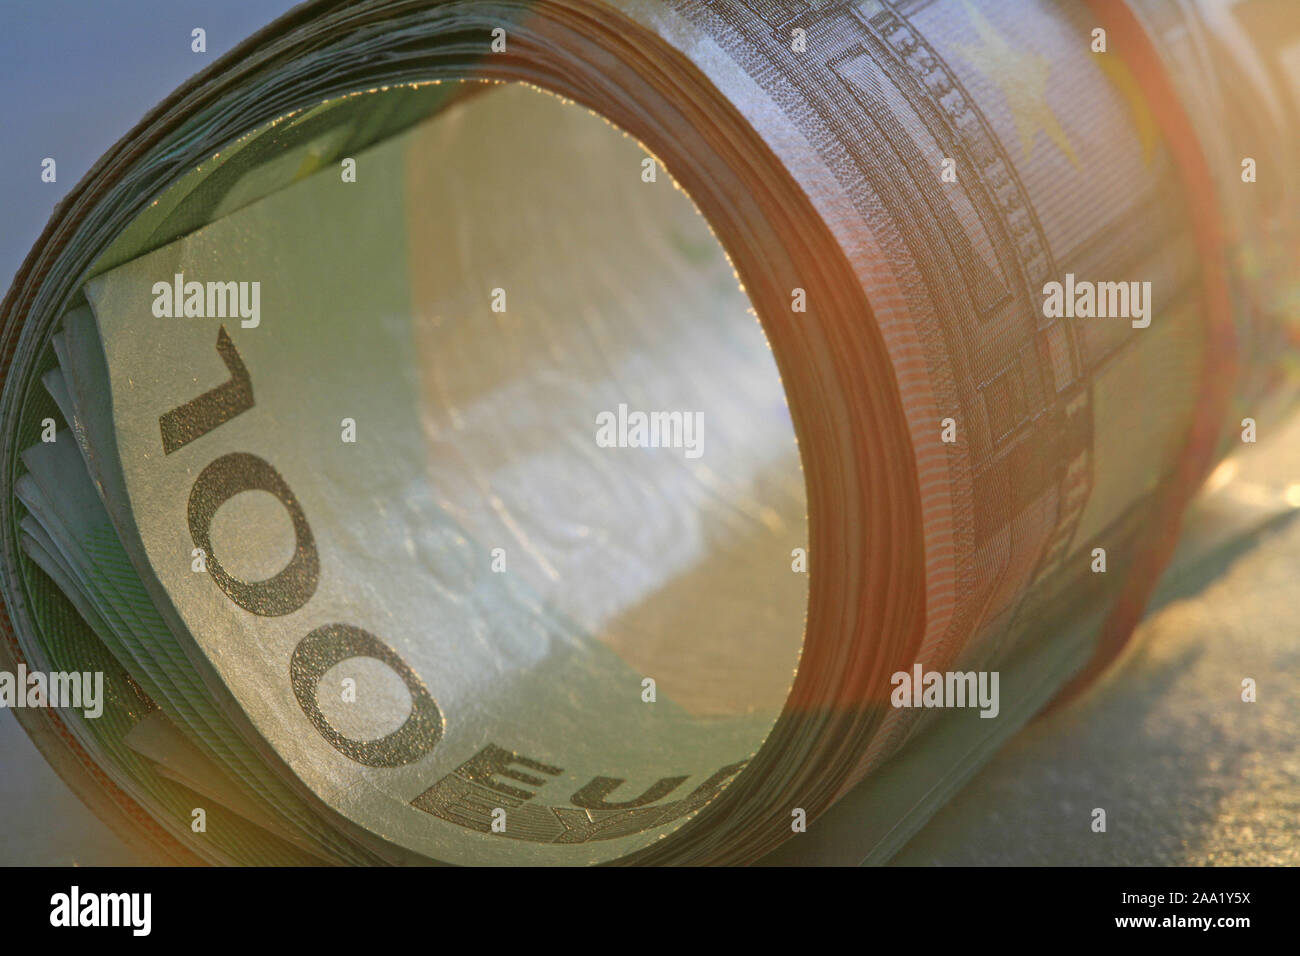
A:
1 0 1297 865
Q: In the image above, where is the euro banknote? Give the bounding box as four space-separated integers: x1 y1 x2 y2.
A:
1 0 1298 865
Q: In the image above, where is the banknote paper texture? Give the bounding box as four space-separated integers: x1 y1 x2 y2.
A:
1 0 1296 865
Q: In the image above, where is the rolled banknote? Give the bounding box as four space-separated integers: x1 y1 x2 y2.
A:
1 0 1297 866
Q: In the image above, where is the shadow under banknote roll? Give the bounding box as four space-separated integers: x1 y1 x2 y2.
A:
1 0 1297 865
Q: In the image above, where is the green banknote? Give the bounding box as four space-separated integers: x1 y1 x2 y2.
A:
3 0 1298 866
